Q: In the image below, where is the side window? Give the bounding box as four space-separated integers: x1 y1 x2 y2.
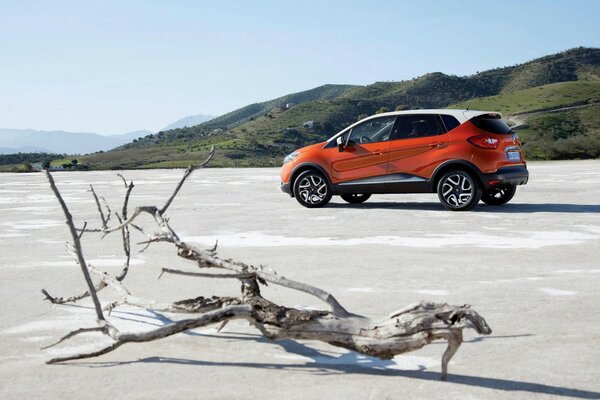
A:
391 114 444 140
440 114 461 132
343 116 396 145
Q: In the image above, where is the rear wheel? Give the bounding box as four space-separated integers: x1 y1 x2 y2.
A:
437 170 482 211
293 170 332 208
340 193 371 204
481 184 516 206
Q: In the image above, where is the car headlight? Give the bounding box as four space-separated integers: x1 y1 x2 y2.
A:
283 151 300 164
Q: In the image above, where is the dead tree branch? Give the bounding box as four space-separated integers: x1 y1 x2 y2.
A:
160 146 214 215
42 173 134 303
42 149 491 380
116 173 134 282
41 282 107 304
89 185 110 230
44 170 105 322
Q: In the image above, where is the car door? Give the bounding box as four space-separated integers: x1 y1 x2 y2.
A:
386 114 448 191
329 115 396 191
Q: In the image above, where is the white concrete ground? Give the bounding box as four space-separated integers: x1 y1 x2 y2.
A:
0 160 599 400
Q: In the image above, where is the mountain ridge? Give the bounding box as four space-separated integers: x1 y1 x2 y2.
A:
78 46 599 168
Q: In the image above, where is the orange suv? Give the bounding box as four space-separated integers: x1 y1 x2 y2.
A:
280 109 528 211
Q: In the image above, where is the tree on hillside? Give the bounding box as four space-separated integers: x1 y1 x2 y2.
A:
17 163 33 172
375 106 389 114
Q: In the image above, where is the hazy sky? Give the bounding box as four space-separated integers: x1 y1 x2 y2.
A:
1 0 598 134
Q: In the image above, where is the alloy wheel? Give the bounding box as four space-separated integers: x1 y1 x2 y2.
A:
293 170 332 208
437 170 481 211
441 173 474 206
298 175 327 204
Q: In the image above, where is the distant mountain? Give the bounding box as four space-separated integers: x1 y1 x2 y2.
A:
80 47 600 168
162 114 215 131
0 145 51 153
0 128 152 155
0 114 219 156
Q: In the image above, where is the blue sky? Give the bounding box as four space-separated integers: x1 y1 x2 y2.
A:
1 0 598 134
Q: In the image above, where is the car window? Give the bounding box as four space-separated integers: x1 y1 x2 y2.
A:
391 114 444 140
440 114 461 131
343 116 396 145
471 115 512 134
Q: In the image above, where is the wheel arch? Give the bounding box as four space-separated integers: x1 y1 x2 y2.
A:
289 163 333 197
430 160 485 191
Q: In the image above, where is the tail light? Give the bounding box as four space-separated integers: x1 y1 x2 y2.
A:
468 135 499 149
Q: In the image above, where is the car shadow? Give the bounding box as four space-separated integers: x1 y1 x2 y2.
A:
327 202 600 213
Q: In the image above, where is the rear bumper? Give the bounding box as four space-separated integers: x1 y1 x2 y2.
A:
483 165 529 188
280 181 293 196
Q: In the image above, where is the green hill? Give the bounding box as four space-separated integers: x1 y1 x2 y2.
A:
81 47 600 169
196 84 359 130
516 104 600 160
449 80 600 159
450 80 600 115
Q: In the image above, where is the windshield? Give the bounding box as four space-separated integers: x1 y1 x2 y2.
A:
334 116 397 146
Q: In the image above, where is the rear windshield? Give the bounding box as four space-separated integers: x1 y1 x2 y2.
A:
471 115 512 134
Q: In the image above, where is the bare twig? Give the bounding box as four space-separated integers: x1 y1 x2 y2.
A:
116 178 134 281
114 212 131 282
100 196 112 225
159 268 256 280
41 326 107 349
46 305 251 364
45 170 105 321
41 282 107 304
160 146 214 215
77 221 87 239
116 173 128 189
101 206 158 235
89 185 110 230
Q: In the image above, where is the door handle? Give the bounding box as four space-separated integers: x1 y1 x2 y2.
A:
372 151 383 155
428 141 446 148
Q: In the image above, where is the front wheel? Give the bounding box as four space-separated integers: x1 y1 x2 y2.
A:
437 170 482 211
293 170 332 208
481 185 516 206
340 193 371 204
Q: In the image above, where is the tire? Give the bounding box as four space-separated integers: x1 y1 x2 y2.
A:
481 184 516 206
293 170 332 208
340 193 371 204
437 170 482 211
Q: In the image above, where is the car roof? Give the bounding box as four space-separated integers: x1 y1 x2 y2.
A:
364 109 500 124
327 109 500 141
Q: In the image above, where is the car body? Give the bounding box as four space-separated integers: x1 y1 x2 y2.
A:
280 109 528 211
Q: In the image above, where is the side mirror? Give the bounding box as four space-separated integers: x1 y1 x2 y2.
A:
336 136 345 152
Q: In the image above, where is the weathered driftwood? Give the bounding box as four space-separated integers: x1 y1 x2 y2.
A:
41 148 491 380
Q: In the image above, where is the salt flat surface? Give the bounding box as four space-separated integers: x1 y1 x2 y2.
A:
0 160 599 400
